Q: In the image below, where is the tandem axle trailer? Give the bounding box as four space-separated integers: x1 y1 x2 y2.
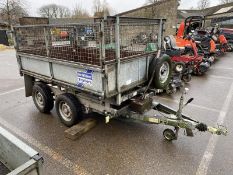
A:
13 16 227 141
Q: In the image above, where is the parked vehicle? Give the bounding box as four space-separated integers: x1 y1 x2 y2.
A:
0 126 43 175
164 35 210 76
165 64 184 95
221 28 233 44
13 16 227 141
211 26 233 52
176 16 218 62
163 36 191 94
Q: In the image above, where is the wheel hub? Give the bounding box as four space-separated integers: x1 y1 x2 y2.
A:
159 62 169 84
163 129 176 141
35 91 44 108
59 102 72 122
176 65 183 72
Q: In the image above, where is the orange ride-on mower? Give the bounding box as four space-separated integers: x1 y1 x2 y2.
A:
211 25 233 53
219 33 233 52
193 30 218 62
176 16 216 64
221 28 233 47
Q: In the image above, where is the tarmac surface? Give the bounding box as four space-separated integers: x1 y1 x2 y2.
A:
0 49 233 175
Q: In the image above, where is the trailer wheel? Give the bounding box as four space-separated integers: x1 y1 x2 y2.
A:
32 83 54 113
163 129 176 141
149 55 172 90
55 93 83 127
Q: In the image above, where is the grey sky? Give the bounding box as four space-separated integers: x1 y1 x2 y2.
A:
26 0 220 16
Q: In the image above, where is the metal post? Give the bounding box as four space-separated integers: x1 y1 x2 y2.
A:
72 27 77 51
115 16 121 105
101 19 106 66
100 18 109 98
12 27 22 75
44 27 50 57
146 55 150 80
158 19 163 50
12 27 19 51
44 27 53 79
110 24 113 44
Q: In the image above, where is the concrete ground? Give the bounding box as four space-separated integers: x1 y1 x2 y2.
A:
0 50 233 175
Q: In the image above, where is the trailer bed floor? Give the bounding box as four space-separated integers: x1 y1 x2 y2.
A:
0 161 10 175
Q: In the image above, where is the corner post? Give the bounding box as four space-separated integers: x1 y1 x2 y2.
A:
100 19 106 67
115 16 121 105
158 19 163 50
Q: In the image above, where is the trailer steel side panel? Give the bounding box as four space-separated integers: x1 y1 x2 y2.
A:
0 126 43 175
21 57 51 77
19 53 149 98
52 63 104 94
107 56 148 93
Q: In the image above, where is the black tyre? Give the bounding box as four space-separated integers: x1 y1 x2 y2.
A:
55 93 83 127
32 83 54 113
173 62 186 74
163 129 176 141
149 54 172 89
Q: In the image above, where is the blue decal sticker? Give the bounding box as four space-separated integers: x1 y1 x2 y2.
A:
77 69 94 88
77 83 84 88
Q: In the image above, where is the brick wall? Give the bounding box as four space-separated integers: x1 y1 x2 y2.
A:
118 0 178 36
